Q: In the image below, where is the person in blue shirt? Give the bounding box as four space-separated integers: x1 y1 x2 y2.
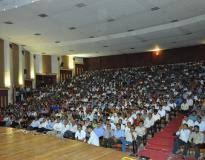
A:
188 111 197 122
113 123 126 152
94 121 105 144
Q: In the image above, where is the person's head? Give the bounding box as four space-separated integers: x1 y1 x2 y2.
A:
106 124 111 130
183 123 188 129
194 125 200 133
77 124 82 131
97 121 102 128
197 116 202 123
116 123 121 130
130 126 135 132
148 112 152 119
192 111 197 116
87 125 93 133
139 121 144 127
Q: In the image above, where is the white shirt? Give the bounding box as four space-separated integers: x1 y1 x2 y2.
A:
68 124 78 133
75 130 86 140
144 117 155 128
125 130 137 142
88 131 99 146
182 119 194 127
176 129 191 143
53 122 64 132
158 109 166 117
152 113 160 122
135 126 146 137
194 121 205 132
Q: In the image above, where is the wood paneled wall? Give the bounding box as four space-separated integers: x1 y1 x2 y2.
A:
0 39 4 88
42 55 51 74
0 89 8 108
84 45 205 70
61 56 69 69
25 51 31 79
60 69 72 81
11 44 19 86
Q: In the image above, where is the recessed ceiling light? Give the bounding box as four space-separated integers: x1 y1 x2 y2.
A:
170 19 179 23
33 33 41 36
75 3 87 8
4 21 14 24
15 5 18 8
151 6 160 11
107 18 115 22
128 29 134 32
55 41 60 43
69 27 76 30
89 36 95 38
38 13 48 18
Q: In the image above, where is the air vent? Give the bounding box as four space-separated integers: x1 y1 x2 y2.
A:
34 33 41 36
185 32 192 35
130 48 135 49
4 21 13 24
151 6 160 11
75 3 86 8
89 36 95 38
107 18 115 22
170 19 179 23
128 29 134 32
103 45 109 47
55 41 60 43
38 13 48 18
69 27 76 30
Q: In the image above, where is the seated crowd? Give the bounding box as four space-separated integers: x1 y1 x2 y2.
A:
0 61 205 156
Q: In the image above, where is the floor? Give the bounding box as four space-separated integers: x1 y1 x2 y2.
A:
0 127 133 160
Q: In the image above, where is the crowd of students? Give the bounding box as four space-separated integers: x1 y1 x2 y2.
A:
0 61 205 157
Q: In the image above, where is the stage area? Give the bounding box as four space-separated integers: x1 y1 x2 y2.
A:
0 127 132 160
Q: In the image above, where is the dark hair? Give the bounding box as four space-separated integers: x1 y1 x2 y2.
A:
87 125 93 130
194 125 199 130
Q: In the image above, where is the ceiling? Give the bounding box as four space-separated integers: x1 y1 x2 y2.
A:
0 0 205 57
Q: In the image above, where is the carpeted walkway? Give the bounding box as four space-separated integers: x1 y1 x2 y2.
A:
139 115 184 160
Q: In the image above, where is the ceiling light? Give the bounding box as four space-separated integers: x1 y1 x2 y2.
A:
69 27 76 30
151 6 160 11
38 13 48 18
4 21 13 24
149 45 161 52
75 3 87 8
33 33 41 36
15 5 18 8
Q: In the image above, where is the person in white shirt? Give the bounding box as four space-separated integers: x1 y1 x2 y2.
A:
87 125 99 146
75 124 86 142
125 126 137 154
63 120 77 139
135 121 146 150
194 116 205 132
27 117 40 130
158 105 166 118
182 117 194 128
188 125 205 159
47 118 63 136
172 123 191 156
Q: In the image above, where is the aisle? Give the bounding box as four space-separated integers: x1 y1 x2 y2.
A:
139 115 184 160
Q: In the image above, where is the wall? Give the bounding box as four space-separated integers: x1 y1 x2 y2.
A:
84 45 205 70
42 55 51 74
0 39 4 88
